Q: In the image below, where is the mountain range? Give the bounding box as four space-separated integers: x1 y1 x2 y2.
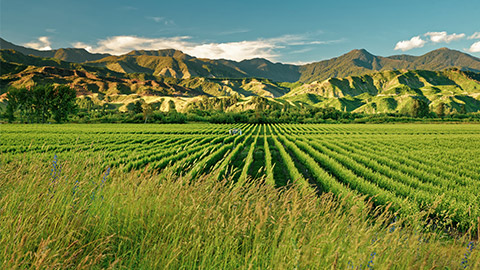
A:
2 37 480 83
0 38 110 62
1 37 480 114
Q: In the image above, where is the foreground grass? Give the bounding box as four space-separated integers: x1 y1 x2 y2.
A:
0 156 478 269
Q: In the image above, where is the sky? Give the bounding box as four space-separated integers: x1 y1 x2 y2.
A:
1 0 480 64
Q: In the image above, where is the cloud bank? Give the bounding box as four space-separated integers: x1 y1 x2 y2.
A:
71 34 341 61
23 37 52 51
72 36 277 61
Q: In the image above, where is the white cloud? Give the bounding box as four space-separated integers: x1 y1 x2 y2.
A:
74 35 277 61
468 41 480 53
73 34 341 61
395 31 468 51
187 41 279 61
394 36 426 51
425 31 465 43
82 35 189 55
23 36 52 51
468 32 480 40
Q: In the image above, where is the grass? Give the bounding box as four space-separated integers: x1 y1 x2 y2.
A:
0 154 478 269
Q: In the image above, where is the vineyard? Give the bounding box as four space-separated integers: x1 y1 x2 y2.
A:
2 123 480 231
2 123 480 268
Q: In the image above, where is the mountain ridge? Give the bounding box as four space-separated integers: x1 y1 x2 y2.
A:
298 47 480 83
3 37 480 83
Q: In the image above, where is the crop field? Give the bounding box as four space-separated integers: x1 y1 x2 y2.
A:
1 123 480 268
2 123 480 227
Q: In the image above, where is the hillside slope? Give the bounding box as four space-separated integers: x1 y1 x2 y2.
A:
0 57 292 99
285 69 480 113
86 49 300 82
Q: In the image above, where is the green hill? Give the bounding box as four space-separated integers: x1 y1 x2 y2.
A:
284 69 480 113
0 55 294 113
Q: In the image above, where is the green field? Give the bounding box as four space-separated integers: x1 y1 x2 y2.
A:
1 123 480 268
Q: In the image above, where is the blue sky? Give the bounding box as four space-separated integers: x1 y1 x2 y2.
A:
1 0 480 63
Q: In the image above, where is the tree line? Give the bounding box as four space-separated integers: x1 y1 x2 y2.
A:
5 85 77 123
1 84 479 124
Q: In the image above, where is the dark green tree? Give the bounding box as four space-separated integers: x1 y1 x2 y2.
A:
5 88 20 123
31 85 53 123
132 100 143 114
50 85 77 123
5 84 77 123
410 99 429 118
5 87 29 122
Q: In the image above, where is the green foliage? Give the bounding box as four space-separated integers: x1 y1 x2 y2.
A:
263 125 275 186
5 84 77 123
50 85 78 122
76 96 99 112
237 127 260 184
132 100 143 114
409 98 430 118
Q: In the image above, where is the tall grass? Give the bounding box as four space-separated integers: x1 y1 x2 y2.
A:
0 155 478 269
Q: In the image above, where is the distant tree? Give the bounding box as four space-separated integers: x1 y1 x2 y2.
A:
31 85 53 123
459 103 467 114
434 102 445 117
142 102 153 123
410 99 429 118
50 85 77 123
5 84 77 123
132 100 143 114
5 88 22 123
